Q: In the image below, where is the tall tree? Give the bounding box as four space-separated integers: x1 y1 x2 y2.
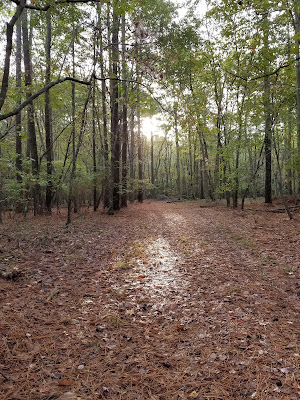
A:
120 9 128 208
45 9 53 213
22 9 42 215
263 12 272 203
110 1 121 211
15 19 22 185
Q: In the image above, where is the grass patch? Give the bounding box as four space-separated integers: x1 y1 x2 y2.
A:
230 232 257 250
115 241 146 270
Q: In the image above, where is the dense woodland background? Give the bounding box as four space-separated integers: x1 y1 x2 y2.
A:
0 0 300 223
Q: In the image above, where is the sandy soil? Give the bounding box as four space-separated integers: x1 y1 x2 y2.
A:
0 201 299 400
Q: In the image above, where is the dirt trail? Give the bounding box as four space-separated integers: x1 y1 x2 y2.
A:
0 202 299 400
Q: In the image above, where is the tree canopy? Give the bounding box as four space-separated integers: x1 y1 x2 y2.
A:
0 0 299 222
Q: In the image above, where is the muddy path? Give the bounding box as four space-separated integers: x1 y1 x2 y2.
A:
0 202 299 400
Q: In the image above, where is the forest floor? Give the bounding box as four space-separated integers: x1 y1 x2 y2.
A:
0 200 300 400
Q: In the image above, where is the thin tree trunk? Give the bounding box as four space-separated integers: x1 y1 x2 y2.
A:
92 32 98 212
71 37 78 214
97 4 110 209
233 103 244 208
120 11 128 208
188 123 195 199
295 4 300 193
129 108 135 202
0 144 3 223
110 3 120 211
263 16 272 204
22 9 42 215
45 9 53 214
274 137 293 219
241 144 264 210
137 89 143 203
92 77 98 211
151 130 154 185
67 86 92 225
0 1 25 111
196 122 214 201
174 108 181 199
286 110 293 195
15 20 22 185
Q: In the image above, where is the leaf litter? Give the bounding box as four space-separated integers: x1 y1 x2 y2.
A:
0 200 299 399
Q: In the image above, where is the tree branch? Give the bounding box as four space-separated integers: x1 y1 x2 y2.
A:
94 75 171 113
0 73 170 122
0 77 91 121
10 0 100 11
223 61 292 82
0 1 25 111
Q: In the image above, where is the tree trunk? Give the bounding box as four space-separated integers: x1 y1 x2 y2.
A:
67 87 92 225
286 110 293 195
15 19 22 185
110 3 120 211
151 130 154 185
196 121 214 200
97 4 110 209
129 108 135 202
263 16 272 204
45 9 53 214
120 11 128 208
233 99 245 208
22 9 42 215
295 3 300 194
92 77 98 211
137 90 143 203
71 38 78 214
0 1 25 112
174 108 181 199
0 144 3 223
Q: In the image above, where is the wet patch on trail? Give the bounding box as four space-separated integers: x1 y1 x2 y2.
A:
112 236 186 308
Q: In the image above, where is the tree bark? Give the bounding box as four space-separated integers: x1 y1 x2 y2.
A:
295 3 300 194
0 144 3 223
129 108 135 202
174 108 181 199
110 2 120 211
137 88 143 203
97 5 110 209
0 1 25 112
45 9 53 214
151 130 154 185
15 20 22 185
120 11 128 208
263 15 272 204
22 9 42 215
71 37 78 214
92 78 98 211
67 86 92 224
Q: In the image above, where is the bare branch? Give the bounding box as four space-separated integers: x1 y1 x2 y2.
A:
0 77 91 121
0 72 171 122
0 1 25 111
224 61 292 82
94 75 171 113
10 0 100 11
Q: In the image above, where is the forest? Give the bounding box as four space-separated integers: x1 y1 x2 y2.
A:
1 1 300 400
0 0 299 220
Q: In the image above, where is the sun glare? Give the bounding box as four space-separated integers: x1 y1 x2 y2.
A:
142 116 164 140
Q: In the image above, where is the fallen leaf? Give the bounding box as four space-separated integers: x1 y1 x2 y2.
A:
57 379 72 386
